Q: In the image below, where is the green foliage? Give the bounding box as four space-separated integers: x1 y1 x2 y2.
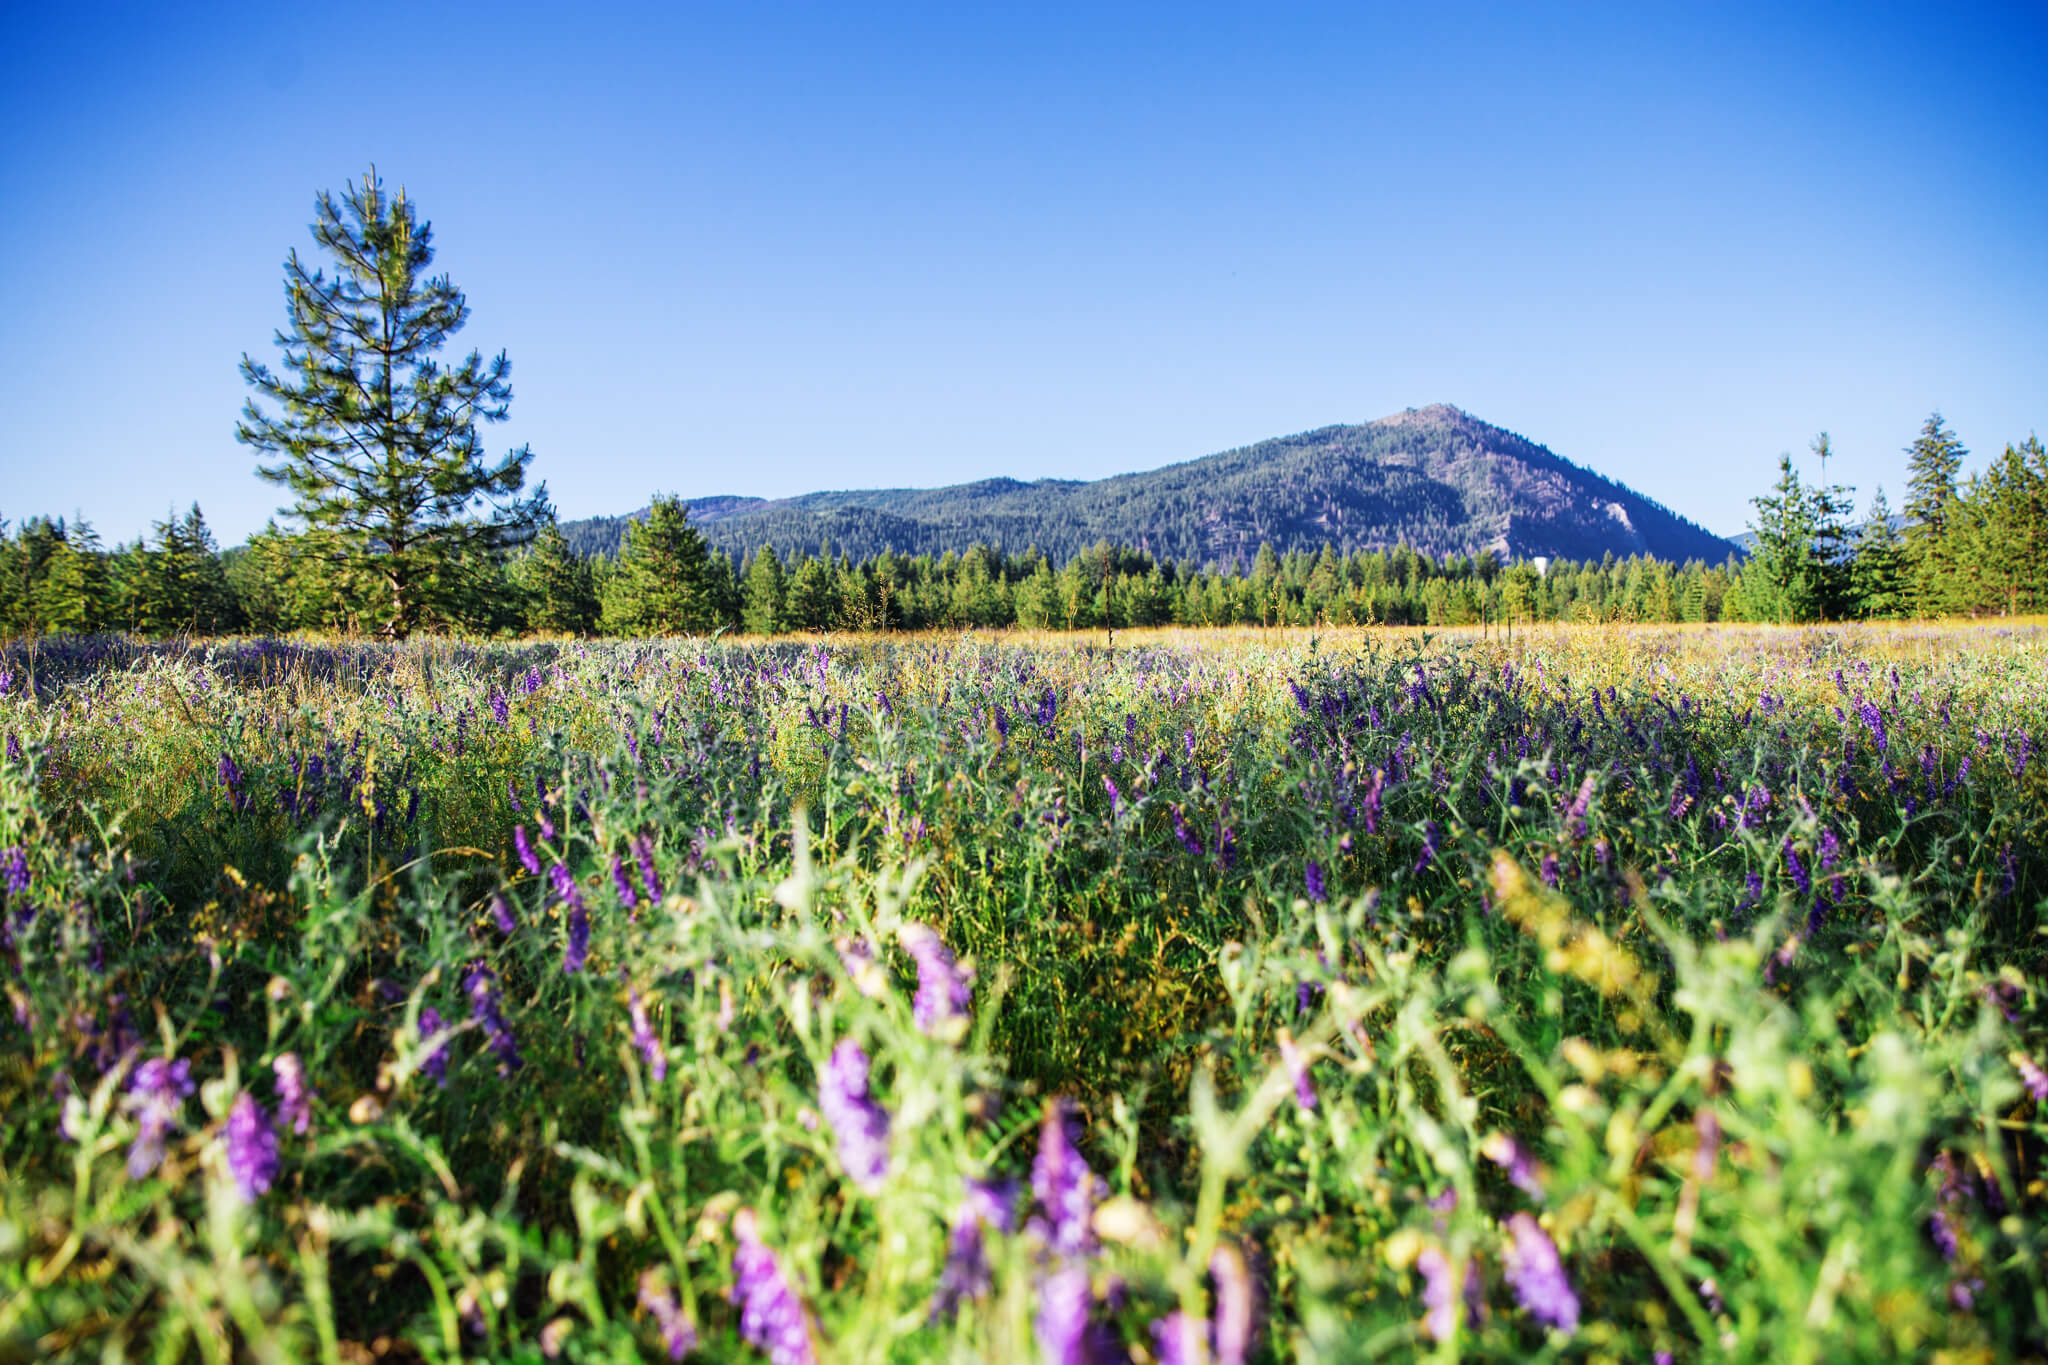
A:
741 544 788 634
512 523 602 635
1 626 2045 1361
1947 435 2048 617
1739 441 1855 623
1849 486 1907 619
235 168 548 639
127 504 242 636
1903 412 1969 616
599 495 730 635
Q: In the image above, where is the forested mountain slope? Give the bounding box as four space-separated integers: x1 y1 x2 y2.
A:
562 405 1738 566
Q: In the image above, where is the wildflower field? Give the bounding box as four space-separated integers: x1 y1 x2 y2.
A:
1 623 2045 1363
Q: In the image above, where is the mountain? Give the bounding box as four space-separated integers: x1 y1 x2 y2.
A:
560 405 1741 567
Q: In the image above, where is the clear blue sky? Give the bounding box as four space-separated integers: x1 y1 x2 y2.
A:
2 1 2042 548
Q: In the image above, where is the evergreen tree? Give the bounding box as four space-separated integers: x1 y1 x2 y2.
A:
1901 412 1968 617
742 545 788 635
237 168 548 638
1742 454 1828 623
134 504 238 635
785 556 839 632
600 496 722 636
1848 487 1906 619
515 523 601 635
1951 436 2048 616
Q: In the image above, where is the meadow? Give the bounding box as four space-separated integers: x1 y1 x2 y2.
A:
0 622 2043 1363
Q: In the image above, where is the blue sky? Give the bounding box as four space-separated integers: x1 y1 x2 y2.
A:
2 1 2042 548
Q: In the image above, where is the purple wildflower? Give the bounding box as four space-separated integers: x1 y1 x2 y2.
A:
1103 775 1122 818
1563 774 1596 837
1417 1247 1458 1342
552 864 590 974
490 893 517 935
930 1178 1017 1322
1857 697 1888 753
1 846 29 897
634 833 663 901
1304 860 1326 903
272 1053 313 1135
419 1007 450 1087
610 856 638 912
1035 1265 1093 1365
513 825 541 877
224 1092 279 1201
1278 1028 1317 1112
1415 821 1440 875
638 1269 698 1361
819 1040 890 1193
1031 1100 1103 1259
1784 843 1811 897
490 690 510 726
629 990 667 1082
1210 1242 1257 1365
1150 1313 1205 1365
1482 1133 1543 1198
1171 805 1204 855
730 1210 818 1365
464 963 523 1074
122 1057 194 1178
900 924 972 1034
1503 1213 1578 1333
2015 1053 2048 1103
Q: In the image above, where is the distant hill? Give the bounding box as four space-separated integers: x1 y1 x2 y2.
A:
561 405 1741 566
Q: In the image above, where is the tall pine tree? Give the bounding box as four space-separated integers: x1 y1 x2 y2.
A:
1901 412 1968 617
237 168 548 639
600 496 725 635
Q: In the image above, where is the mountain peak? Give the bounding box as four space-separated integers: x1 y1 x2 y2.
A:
559 409 1737 567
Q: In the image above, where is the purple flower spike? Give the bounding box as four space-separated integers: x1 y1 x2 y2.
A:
123 1057 195 1179
1278 1029 1317 1112
900 924 972 1034
611 856 638 912
224 1092 279 1201
1417 1246 1458 1342
637 1269 698 1361
1304 860 1326 903
552 864 590 974
730 1209 819 1365
1031 1100 1103 1259
464 963 523 1075
272 1053 313 1135
1150 1312 1206 1365
630 990 667 1082
1503 1212 1578 1333
928 1176 1017 1321
2015 1053 2048 1103
513 825 541 876
1482 1132 1543 1198
490 893 517 935
634 833 663 901
1 846 30 898
819 1040 891 1193
419 1007 450 1087
1211 1242 1257 1365
1035 1265 1093 1365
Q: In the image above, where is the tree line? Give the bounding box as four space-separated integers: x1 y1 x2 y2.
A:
4 415 2043 638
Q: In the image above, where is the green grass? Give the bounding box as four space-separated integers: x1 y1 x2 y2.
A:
0 622 2043 1362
